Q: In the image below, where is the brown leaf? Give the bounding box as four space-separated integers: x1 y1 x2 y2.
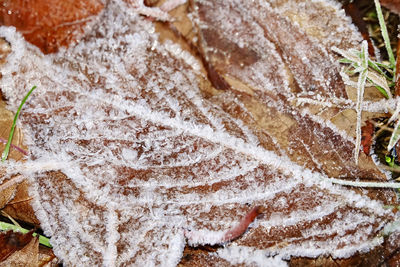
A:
381 0 400 15
190 0 384 179
38 246 57 267
0 230 38 267
0 0 398 266
0 0 104 54
0 37 39 228
3 179 40 226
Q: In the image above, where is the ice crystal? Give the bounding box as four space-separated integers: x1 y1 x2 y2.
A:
0 0 397 265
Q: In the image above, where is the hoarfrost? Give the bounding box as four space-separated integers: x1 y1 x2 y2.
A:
0 0 397 266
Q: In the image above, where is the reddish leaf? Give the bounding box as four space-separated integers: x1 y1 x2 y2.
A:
361 120 375 155
0 0 104 53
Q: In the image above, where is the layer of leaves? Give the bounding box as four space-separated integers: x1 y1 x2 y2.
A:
0 0 399 266
0 0 104 54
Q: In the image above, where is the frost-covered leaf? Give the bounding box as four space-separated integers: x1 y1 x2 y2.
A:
0 0 397 266
190 0 385 178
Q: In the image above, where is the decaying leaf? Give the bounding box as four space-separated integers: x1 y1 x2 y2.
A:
0 0 104 54
0 0 399 266
381 0 400 15
0 230 37 267
0 229 57 267
0 46 38 226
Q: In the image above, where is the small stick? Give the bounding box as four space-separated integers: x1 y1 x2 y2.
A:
0 137 28 156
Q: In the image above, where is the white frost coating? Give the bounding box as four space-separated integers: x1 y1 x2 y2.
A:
165 232 186 267
104 208 119 266
296 95 400 113
160 0 187 12
163 40 201 71
0 0 395 265
185 229 225 246
300 108 355 144
216 246 288 267
354 41 369 165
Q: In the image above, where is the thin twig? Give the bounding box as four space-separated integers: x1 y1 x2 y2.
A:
0 137 28 156
329 177 400 188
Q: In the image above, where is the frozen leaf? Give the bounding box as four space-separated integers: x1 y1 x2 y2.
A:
0 0 187 54
0 0 397 266
190 0 384 178
0 74 37 226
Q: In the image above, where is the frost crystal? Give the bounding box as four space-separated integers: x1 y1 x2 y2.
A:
0 0 396 265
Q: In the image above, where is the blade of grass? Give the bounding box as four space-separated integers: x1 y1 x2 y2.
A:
354 41 369 165
1 86 36 162
368 83 389 98
388 118 400 151
366 70 392 98
395 36 400 95
0 221 52 248
368 60 392 80
374 0 396 69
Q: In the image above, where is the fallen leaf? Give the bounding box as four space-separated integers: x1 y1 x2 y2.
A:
0 0 104 53
2 179 40 226
0 230 37 267
0 39 39 226
361 120 375 155
189 0 384 179
381 0 400 15
0 0 398 266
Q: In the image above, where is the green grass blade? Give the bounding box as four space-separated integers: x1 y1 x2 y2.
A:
388 118 400 151
374 61 393 71
368 60 392 80
367 82 389 98
374 0 396 69
1 86 37 162
0 221 52 248
354 41 369 165
339 58 353 64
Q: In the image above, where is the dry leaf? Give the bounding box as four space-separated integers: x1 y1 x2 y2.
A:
0 0 398 266
381 0 400 15
2 179 40 226
0 230 57 267
0 41 38 226
0 0 104 54
0 230 37 267
190 0 385 179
